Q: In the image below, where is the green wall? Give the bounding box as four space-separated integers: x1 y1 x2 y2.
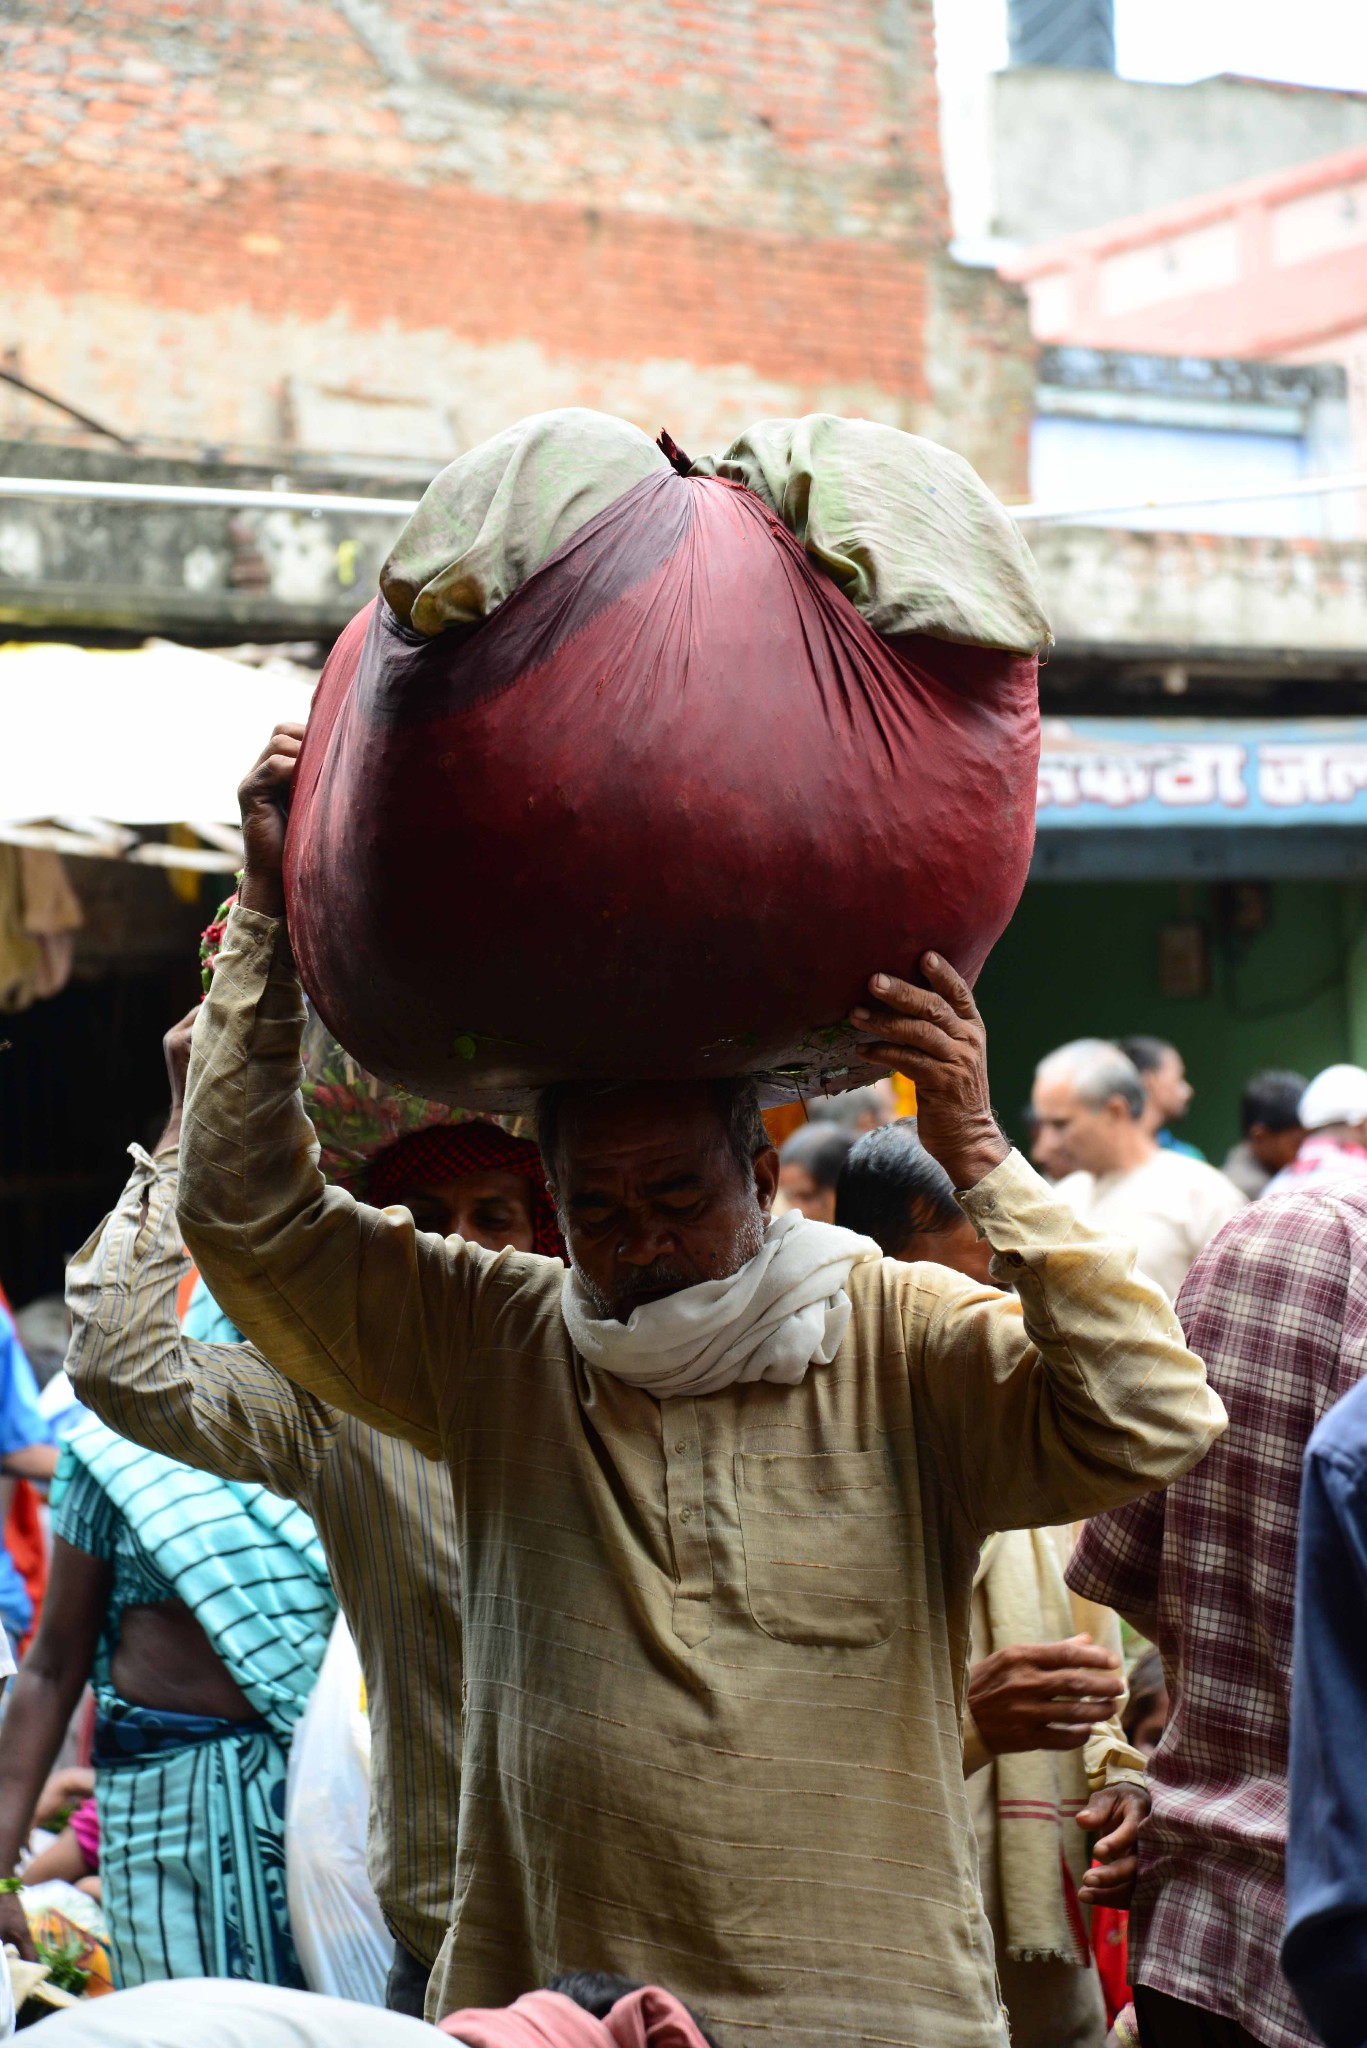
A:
976 878 1367 1161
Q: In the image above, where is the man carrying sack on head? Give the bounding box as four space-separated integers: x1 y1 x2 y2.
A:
173 724 1226 2048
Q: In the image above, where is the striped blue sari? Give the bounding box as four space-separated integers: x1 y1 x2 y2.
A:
51 1417 335 1987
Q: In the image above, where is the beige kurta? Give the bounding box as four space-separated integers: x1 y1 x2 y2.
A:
1055 1154 1246 1303
179 907 1225 2048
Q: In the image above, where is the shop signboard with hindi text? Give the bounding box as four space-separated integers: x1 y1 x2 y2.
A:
1037 721 1367 830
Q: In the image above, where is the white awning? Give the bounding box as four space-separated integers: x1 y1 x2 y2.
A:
0 640 315 863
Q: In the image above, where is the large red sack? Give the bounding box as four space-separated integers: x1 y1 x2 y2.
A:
286 469 1039 1109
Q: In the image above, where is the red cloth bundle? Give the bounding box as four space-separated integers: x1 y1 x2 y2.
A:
286 468 1039 1109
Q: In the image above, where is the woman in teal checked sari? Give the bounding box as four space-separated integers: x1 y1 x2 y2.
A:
0 1414 335 1986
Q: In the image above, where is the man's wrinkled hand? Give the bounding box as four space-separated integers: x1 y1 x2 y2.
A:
237 722 306 918
849 953 1008 1190
1077 1781 1149 1910
967 1635 1125 1757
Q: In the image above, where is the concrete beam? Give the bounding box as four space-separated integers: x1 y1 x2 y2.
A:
1030 523 1367 669
6 442 1367 676
0 442 423 641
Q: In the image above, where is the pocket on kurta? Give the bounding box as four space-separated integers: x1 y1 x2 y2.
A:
735 1449 901 1647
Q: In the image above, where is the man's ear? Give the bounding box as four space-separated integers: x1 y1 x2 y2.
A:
752 1145 780 1216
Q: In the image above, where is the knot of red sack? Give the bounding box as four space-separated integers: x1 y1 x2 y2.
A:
656 429 693 476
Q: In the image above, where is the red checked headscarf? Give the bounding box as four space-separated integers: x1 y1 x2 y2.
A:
438 1987 713 2048
368 1121 565 1259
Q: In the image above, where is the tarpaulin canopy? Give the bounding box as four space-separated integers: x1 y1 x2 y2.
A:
0 640 314 829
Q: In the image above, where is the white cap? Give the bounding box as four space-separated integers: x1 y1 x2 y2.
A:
1298 1064 1367 1131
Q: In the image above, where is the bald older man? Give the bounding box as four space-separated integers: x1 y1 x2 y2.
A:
1031 1039 1246 1303
174 727 1227 2048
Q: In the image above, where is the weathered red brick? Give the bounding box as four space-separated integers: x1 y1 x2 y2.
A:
0 0 1033 495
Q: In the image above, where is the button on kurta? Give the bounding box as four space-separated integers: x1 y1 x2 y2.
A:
661 1396 712 1645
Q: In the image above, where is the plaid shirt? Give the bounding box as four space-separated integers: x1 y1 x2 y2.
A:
1069 1177 1367 2048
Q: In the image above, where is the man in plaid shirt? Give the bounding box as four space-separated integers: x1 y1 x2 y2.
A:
1068 1178 1367 2048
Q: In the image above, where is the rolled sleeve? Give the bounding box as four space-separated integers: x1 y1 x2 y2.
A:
1085 1721 1147 1795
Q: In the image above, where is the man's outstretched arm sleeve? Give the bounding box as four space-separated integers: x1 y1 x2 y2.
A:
178 904 491 1455
911 1149 1226 1534
65 1143 339 1494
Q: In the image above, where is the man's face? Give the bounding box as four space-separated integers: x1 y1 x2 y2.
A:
1130 1691 1169 1756
777 1163 837 1224
1248 1122 1304 1174
551 1084 779 1322
1149 1048 1193 1125
1030 1074 1132 1178
389 1170 536 1253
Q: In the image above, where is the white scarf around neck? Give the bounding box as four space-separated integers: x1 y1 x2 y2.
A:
560 1209 882 1399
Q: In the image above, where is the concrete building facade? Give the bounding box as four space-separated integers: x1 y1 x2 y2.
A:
1028 346 1355 540
989 70 1367 250
0 0 1035 497
1002 146 1367 374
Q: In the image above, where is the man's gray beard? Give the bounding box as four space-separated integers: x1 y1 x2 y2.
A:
572 1208 768 1321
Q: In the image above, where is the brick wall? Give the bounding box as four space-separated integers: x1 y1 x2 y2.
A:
0 2 1033 495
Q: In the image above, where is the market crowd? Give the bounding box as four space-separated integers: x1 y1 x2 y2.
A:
0 739 1365 2048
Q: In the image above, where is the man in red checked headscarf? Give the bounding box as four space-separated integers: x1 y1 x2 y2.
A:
369 1125 564 1259
56 924 565 2020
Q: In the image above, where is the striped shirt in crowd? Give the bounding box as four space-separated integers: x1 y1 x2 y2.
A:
1068 1177 1367 2048
175 904 1225 2048
63 1147 462 1971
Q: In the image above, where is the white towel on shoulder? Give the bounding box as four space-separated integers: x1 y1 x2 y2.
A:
560 1209 881 1399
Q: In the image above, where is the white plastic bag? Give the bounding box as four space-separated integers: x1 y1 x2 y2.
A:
285 1616 390 2006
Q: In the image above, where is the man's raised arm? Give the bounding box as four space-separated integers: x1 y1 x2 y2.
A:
65 1008 341 1492
850 956 1227 1532
177 726 498 1455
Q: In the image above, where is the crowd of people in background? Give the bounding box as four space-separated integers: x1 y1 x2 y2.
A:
5 957 1367 2046
780 1029 1367 2048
